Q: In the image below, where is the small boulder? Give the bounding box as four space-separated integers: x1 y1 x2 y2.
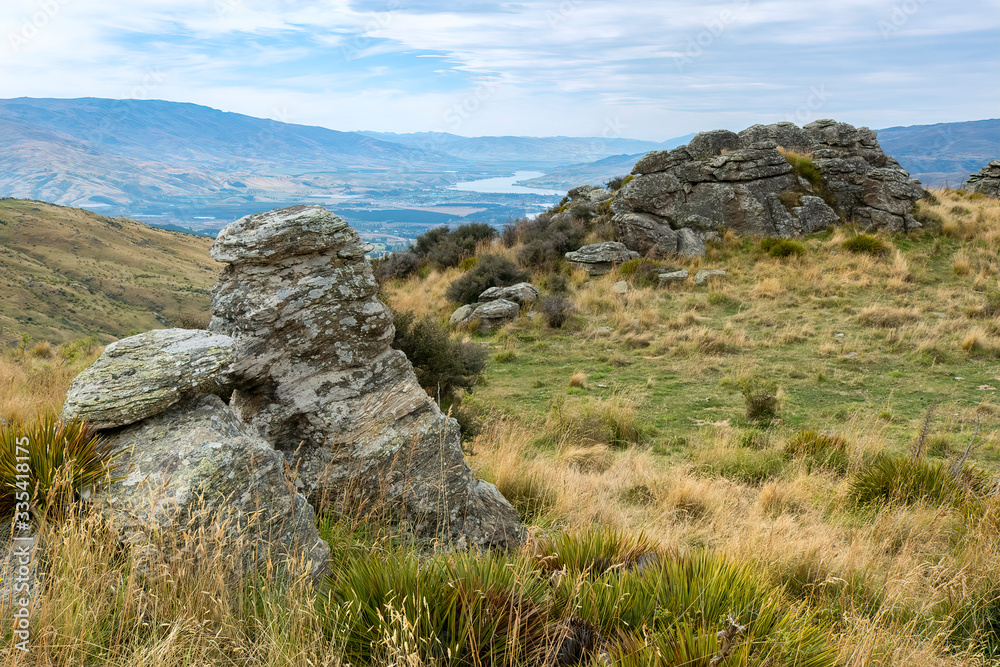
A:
471 299 520 333
694 269 727 285
449 304 476 327
479 282 540 305
565 242 640 276
658 269 689 285
62 329 234 430
676 229 706 257
613 281 629 294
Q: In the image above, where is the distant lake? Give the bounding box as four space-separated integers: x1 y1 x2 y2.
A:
450 171 564 196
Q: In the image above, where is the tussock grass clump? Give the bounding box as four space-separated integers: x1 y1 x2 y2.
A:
0 415 120 521
618 257 669 287
850 454 964 507
760 237 806 258
784 430 850 474
532 528 659 575
856 304 920 328
842 233 890 257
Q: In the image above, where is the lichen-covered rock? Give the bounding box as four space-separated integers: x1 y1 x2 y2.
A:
479 282 539 305
565 242 640 276
965 160 1000 198
62 329 234 429
470 299 520 333
612 120 923 257
658 269 688 285
568 184 614 204
210 205 523 548
95 394 329 582
694 269 727 285
449 304 476 327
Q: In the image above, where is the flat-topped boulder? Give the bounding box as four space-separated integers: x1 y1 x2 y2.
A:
565 242 640 276
62 328 234 430
470 299 520 333
479 282 539 305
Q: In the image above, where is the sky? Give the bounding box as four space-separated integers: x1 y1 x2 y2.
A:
0 0 997 141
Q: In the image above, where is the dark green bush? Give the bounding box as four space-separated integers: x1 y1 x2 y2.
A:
842 234 889 257
370 251 419 283
0 415 120 521
445 254 529 305
760 237 806 258
605 175 629 191
514 215 588 270
391 312 487 403
413 222 497 268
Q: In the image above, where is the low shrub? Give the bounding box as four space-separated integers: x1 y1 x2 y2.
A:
736 375 780 423
445 254 529 305
514 215 588 270
391 312 488 403
371 251 419 283
538 295 574 328
413 222 497 268
842 234 889 257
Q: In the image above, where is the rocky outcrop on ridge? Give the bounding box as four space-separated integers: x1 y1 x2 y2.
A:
965 160 1000 198
611 120 924 256
209 205 523 548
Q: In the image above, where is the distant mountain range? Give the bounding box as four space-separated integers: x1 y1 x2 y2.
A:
0 98 995 214
876 119 999 187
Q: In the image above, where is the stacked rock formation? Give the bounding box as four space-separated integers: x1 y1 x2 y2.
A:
611 120 924 257
965 160 1000 198
61 206 525 585
62 329 330 581
565 242 639 276
209 205 523 548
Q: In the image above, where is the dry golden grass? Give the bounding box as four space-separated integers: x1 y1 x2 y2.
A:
567 371 586 389
0 342 103 423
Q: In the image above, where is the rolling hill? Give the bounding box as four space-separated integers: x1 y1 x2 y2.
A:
0 198 217 345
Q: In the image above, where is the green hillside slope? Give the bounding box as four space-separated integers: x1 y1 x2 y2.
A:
0 198 217 345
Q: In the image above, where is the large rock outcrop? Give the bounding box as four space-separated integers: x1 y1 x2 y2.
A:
209 205 523 548
611 120 924 256
965 160 1000 198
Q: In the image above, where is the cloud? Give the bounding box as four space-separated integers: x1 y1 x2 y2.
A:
0 0 997 138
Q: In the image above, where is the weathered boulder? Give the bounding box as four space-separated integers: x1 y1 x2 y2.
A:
94 394 330 582
694 269 727 285
658 269 688 285
449 304 476 327
470 299 520 333
209 205 523 548
565 242 640 276
612 120 924 257
966 160 1000 198
568 184 614 204
62 329 234 430
479 282 539 305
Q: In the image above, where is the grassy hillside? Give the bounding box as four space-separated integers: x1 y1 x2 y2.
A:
0 198 217 345
1 189 999 665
